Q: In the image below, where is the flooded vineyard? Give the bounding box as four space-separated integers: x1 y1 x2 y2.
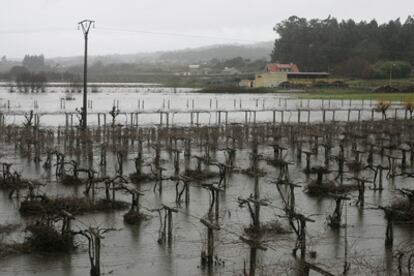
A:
0 89 414 275
0 86 407 127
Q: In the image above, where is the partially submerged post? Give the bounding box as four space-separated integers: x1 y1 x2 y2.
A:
171 148 181 176
109 106 120 127
200 218 220 268
365 164 388 191
120 184 145 224
332 144 345 184
385 154 401 178
237 195 269 232
327 194 351 228
171 175 192 206
239 236 267 276
164 204 178 244
224 147 236 169
208 160 230 188
290 212 315 259
274 179 301 217
351 177 372 207
202 183 223 221
302 150 315 173
321 143 333 169
77 227 114 276
378 206 394 248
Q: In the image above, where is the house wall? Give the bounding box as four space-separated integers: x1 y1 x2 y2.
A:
254 72 288 87
239 80 254 88
287 75 330 87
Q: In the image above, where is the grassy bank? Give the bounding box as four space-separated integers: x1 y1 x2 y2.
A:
297 77 414 101
345 77 414 89
197 86 281 94
299 88 414 101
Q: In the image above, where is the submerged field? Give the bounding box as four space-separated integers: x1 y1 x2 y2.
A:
0 86 414 275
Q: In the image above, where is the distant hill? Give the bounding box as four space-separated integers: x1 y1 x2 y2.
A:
47 41 273 67
157 42 273 64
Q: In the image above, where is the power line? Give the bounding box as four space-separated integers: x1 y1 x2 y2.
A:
0 26 266 43
95 26 263 43
2 25 414 57
0 26 266 45
0 28 74 35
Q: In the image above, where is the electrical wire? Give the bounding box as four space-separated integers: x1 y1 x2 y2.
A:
95 26 262 43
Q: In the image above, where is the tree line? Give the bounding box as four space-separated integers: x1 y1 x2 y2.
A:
0 54 83 92
271 16 414 78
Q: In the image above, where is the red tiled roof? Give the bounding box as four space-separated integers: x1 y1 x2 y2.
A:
265 63 300 73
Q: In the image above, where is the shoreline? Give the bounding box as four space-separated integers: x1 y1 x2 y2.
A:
0 82 162 88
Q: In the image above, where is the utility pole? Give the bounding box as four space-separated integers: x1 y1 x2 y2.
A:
78 19 95 130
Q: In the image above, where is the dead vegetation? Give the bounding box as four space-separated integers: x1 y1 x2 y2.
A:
306 181 358 196
25 223 73 252
20 196 129 216
61 174 83 186
0 242 31 257
390 200 414 221
244 221 291 239
123 210 149 225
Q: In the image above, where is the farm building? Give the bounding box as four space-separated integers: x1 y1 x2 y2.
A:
254 63 330 88
264 63 300 73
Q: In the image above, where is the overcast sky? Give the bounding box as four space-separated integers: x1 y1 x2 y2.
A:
0 0 413 59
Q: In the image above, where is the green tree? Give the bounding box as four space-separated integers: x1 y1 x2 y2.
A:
271 16 414 77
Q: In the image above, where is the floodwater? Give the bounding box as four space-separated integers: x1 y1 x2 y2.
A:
0 84 412 275
0 84 405 127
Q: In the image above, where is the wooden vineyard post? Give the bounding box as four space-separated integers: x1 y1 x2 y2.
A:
200 218 220 268
366 164 387 191
202 183 223 221
275 179 301 216
163 204 178 244
208 161 230 188
170 175 192 206
381 206 394 248
321 143 333 169
172 148 181 176
302 150 315 173
327 194 351 228
290 212 315 259
351 177 372 207
76 227 115 276
385 154 401 178
237 195 269 232
239 236 267 276
153 205 178 245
